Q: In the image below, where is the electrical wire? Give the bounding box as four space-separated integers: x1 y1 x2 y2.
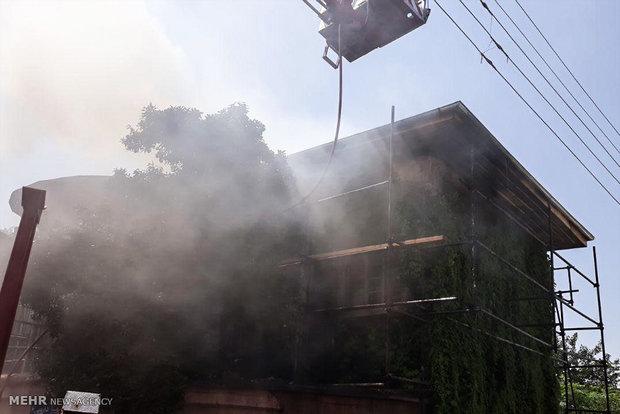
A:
492 0 620 158
514 0 620 143
479 0 620 169
513 0 620 143
287 23 344 210
456 0 620 187
433 0 620 207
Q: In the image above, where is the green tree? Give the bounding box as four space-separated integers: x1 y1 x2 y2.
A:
564 333 620 388
22 103 304 413
559 333 620 413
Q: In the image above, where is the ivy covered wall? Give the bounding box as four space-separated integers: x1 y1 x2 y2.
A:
297 153 560 413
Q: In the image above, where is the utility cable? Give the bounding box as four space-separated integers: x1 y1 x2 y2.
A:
287 24 344 210
513 0 620 143
492 0 620 158
433 0 620 207
456 0 620 187
479 0 620 169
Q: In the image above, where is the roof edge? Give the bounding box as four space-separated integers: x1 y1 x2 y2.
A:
452 102 594 243
287 101 594 244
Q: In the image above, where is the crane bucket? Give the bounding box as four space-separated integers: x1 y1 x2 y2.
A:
308 0 430 64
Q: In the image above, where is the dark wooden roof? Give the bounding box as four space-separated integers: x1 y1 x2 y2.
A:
288 101 593 250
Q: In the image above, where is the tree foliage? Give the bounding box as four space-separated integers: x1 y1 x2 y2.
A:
21 103 304 413
560 383 620 413
559 333 620 413
563 333 620 388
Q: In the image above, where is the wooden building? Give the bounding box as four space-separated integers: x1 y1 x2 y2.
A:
280 101 595 412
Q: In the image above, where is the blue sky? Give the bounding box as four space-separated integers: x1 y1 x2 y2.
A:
1 1 618 355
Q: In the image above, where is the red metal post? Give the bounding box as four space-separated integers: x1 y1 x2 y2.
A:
0 187 46 370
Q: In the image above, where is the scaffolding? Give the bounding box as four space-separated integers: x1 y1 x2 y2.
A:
287 106 612 413
1 305 45 376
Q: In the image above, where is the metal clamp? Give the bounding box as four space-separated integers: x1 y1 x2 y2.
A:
323 43 340 69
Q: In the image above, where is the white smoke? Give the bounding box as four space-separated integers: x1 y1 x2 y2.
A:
0 0 190 155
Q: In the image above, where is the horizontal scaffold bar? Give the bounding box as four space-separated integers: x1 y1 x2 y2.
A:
280 235 445 267
479 308 553 349
569 364 606 369
475 240 551 294
311 296 458 313
315 180 389 204
564 326 602 332
556 295 600 326
386 374 431 386
449 316 547 357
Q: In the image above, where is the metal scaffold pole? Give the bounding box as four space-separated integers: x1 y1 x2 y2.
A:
385 105 395 378
592 246 611 414
549 201 571 413
470 146 478 310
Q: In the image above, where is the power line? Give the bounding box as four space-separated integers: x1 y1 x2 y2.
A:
479 0 620 169
513 0 620 142
491 0 620 158
456 0 620 187
432 0 620 207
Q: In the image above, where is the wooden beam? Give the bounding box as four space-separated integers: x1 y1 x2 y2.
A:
472 150 586 249
280 235 445 267
519 178 589 247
